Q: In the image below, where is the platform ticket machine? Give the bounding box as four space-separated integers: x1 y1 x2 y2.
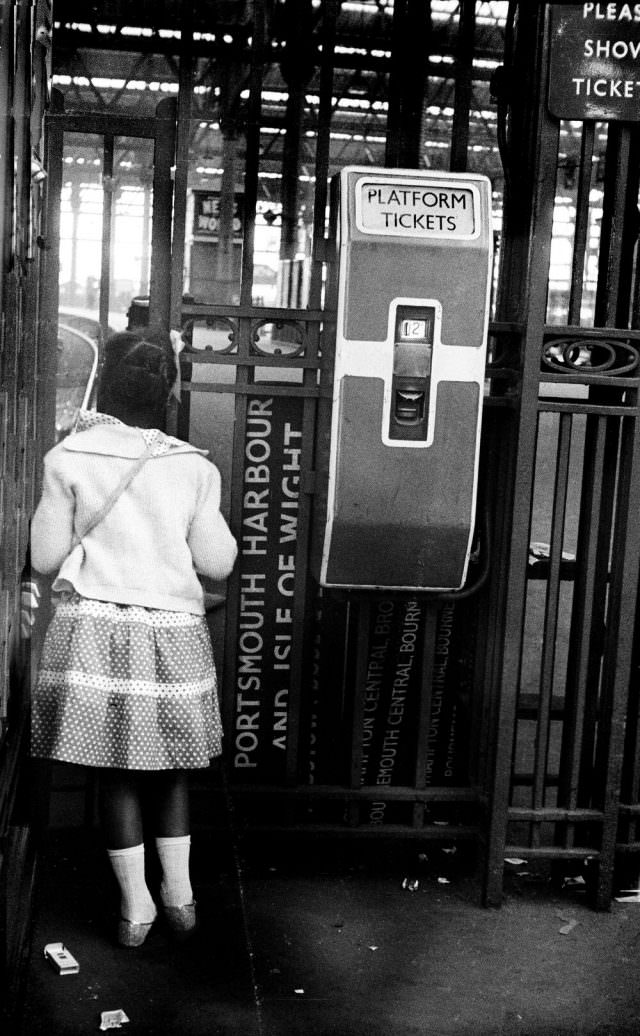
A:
316 166 493 592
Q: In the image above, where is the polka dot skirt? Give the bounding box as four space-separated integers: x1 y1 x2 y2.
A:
31 595 223 770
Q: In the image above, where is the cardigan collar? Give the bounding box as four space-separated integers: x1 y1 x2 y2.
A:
63 410 208 459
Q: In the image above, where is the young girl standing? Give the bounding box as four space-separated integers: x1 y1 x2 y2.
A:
30 326 237 947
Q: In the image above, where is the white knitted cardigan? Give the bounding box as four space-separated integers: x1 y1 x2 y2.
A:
31 411 238 613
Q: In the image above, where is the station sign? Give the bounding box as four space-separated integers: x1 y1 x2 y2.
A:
232 394 304 781
307 595 474 825
549 4 640 122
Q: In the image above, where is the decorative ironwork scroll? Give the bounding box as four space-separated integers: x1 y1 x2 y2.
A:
542 334 640 376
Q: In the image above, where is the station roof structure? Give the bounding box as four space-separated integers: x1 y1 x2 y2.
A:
50 1 513 201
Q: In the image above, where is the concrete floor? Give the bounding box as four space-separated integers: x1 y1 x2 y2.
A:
17 808 640 1036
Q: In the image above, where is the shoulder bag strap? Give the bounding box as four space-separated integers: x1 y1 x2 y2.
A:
71 441 155 548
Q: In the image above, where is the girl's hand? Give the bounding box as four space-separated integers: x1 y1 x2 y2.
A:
204 591 226 613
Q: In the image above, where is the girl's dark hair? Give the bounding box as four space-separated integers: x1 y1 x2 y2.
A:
97 326 177 423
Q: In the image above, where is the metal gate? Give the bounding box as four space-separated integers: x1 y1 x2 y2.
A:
39 2 640 908
170 2 497 860
482 5 640 907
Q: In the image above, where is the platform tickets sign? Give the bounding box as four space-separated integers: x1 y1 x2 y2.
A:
354 178 478 239
549 4 640 121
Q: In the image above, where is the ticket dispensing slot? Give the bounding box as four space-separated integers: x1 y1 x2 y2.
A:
389 305 435 442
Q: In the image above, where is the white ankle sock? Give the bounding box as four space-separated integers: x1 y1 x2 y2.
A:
106 843 157 924
155 835 193 907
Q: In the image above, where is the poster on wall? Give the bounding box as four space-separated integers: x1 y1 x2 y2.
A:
192 190 244 241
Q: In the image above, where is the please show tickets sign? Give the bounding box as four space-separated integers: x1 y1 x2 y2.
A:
549 4 640 121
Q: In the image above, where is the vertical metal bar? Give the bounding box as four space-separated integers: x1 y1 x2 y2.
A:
309 0 338 308
0 1 15 324
285 350 321 785
625 638 640 848
593 405 640 907
140 182 151 295
165 7 193 438
385 0 404 169
221 323 249 743
617 131 640 330
279 83 305 262
532 412 571 828
239 1 266 306
629 163 640 329
385 0 430 168
222 3 266 741
38 92 65 462
412 606 439 827
575 127 633 816
476 401 518 796
14 0 31 262
578 125 638 905
348 600 371 826
279 0 313 262
169 5 193 330
568 121 595 326
450 0 475 173
216 134 239 305
285 0 338 783
149 97 177 328
69 184 79 300
578 430 618 806
558 416 606 841
596 125 631 328
99 135 114 334
484 5 558 907
622 553 640 850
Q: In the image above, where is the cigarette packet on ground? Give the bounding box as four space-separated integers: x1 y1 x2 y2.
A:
43 942 80 975
100 1009 130 1030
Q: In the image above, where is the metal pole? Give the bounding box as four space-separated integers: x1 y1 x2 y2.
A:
278 0 314 263
99 137 114 334
385 0 430 169
483 4 556 907
450 0 475 173
0 1 15 325
169 2 193 330
149 97 177 328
